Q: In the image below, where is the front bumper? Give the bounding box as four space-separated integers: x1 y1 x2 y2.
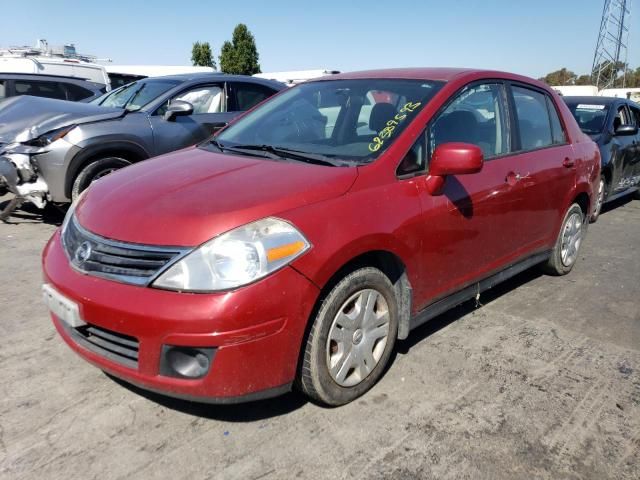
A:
43 230 320 402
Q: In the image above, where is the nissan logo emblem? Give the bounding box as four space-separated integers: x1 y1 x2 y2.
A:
74 241 93 264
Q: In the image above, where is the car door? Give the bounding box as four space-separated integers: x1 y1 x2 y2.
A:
408 82 526 306
624 103 640 187
147 83 237 156
506 84 577 248
609 103 635 193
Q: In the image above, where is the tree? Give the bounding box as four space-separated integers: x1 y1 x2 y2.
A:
191 41 216 69
574 75 592 86
539 68 576 86
219 24 261 75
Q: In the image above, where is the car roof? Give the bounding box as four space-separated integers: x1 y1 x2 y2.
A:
0 72 102 86
562 96 630 106
141 73 285 89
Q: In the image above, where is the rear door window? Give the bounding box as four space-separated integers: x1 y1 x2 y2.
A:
231 83 274 111
14 80 67 100
429 83 510 159
511 86 554 150
0 80 5 99
546 97 566 144
630 105 640 127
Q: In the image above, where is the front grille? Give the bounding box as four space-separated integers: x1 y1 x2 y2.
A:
62 216 189 286
72 323 140 369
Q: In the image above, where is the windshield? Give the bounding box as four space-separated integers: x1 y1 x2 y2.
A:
213 78 444 163
90 79 180 111
565 102 609 134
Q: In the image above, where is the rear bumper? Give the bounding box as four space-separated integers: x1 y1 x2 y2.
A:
43 230 320 402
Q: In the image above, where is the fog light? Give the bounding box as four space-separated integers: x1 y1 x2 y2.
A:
160 346 216 379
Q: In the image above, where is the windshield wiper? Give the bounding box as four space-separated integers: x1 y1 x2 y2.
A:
207 140 280 159
224 144 342 167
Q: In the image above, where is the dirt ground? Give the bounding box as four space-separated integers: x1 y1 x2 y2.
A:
0 195 638 480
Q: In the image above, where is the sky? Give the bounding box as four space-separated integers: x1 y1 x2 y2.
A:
3 0 639 79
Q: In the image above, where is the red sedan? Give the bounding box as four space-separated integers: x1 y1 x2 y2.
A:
42 68 600 406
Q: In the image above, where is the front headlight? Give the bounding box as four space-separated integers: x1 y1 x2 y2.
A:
152 217 311 292
22 125 76 148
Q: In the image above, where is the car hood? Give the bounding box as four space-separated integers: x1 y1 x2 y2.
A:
0 95 124 144
75 147 358 246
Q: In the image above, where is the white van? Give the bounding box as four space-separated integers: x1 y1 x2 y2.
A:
0 56 111 90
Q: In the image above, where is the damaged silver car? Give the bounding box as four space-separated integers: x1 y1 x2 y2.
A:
0 73 284 220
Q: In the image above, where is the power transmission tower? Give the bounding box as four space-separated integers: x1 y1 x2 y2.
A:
591 0 631 89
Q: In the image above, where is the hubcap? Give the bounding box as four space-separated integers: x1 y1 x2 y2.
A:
560 212 583 267
326 289 391 387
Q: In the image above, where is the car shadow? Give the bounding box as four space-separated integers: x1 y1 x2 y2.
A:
106 374 308 421
0 196 66 226
397 266 543 354
601 193 634 216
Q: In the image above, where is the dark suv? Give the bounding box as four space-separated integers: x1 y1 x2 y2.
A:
0 73 106 102
564 96 640 221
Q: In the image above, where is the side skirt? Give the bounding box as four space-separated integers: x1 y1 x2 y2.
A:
604 185 639 204
409 251 551 331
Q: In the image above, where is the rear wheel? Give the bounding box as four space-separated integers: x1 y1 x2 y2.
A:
590 175 607 223
298 267 398 406
543 203 586 276
71 157 131 201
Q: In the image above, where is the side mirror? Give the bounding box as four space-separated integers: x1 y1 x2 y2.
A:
163 100 194 121
614 124 638 136
426 142 484 196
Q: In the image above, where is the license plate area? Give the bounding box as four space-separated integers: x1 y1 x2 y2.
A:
42 283 86 328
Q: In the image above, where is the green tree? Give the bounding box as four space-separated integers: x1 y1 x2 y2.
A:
191 41 216 69
539 68 576 86
574 74 593 86
219 24 261 75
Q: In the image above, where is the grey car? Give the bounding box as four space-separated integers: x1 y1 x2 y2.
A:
0 73 284 219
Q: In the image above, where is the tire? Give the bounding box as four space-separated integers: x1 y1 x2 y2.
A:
543 203 586 276
298 267 399 406
633 188 640 200
71 157 130 201
590 175 607 223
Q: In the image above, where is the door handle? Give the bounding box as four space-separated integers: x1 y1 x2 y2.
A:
563 157 575 168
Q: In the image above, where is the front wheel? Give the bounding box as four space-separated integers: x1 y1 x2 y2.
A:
71 157 131 201
298 267 399 406
543 203 586 276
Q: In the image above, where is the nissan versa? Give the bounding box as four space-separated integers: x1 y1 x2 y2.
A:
42 68 600 406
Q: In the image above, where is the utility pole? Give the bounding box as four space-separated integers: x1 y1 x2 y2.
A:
591 0 631 89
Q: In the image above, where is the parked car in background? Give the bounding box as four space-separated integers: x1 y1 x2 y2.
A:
42 68 600 406
0 73 284 218
0 54 111 91
0 73 106 102
564 96 640 221
106 65 215 89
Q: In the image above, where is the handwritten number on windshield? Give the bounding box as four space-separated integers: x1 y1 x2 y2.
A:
368 101 422 152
